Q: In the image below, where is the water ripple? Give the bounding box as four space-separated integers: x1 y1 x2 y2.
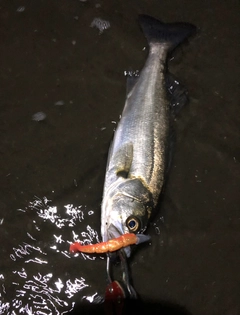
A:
0 196 101 314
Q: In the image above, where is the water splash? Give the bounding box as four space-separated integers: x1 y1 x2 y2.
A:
90 18 110 34
28 197 84 229
0 197 102 314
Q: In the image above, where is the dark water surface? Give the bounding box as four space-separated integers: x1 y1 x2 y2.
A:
1 1 240 314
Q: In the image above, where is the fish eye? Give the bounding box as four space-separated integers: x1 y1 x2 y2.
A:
126 215 141 233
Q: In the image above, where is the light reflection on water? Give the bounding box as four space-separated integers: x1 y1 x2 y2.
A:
0 197 103 314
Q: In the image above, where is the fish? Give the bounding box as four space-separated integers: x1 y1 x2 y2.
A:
100 15 196 257
69 15 195 257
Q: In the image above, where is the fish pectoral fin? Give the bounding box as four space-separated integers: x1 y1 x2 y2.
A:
112 143 133 178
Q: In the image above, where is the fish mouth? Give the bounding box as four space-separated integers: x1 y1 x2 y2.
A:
107 222 124 240
106 223 131 258
107 223 151 258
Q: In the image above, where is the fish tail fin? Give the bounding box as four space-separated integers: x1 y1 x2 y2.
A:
139 14 196 52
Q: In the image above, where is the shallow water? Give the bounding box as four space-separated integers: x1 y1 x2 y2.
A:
0 1 240 314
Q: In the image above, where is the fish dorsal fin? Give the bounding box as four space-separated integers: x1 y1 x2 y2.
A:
111 142 133 178
125 70 140 97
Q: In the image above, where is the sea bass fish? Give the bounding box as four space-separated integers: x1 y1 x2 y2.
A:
69 15 196 257
100 15 196 257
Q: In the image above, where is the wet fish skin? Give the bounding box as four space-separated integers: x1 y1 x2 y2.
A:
101 15 196 257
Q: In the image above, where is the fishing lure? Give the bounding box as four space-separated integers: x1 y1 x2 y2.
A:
69 233 138 254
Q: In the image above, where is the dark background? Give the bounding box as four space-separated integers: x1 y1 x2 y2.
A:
0 0 240 314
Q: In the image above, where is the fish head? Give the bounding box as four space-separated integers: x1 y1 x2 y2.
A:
101 178 153 257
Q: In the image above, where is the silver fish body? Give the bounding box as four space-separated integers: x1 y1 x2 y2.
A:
101 15 195 256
